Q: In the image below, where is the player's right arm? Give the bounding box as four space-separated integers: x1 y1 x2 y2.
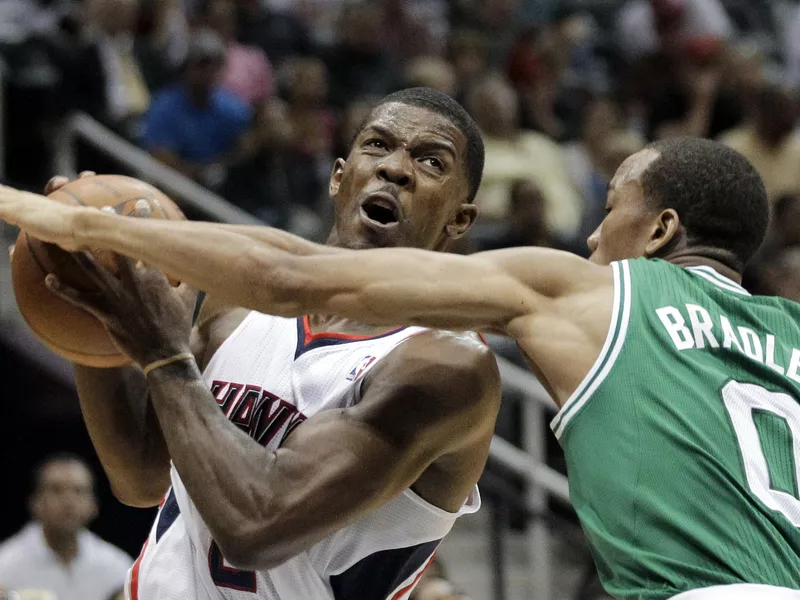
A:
72 365 169 507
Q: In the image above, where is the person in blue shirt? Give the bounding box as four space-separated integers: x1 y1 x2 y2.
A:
142 30 254 185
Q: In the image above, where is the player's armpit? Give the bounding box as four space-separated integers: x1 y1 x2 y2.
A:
210 333 500 570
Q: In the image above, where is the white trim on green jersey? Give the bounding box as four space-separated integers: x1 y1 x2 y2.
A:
686 266 751 296
550 260 633 439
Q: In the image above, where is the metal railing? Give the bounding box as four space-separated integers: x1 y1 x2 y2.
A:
51 113 573 599
54 113 261 226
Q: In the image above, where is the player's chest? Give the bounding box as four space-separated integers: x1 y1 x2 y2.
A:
203 321 388 448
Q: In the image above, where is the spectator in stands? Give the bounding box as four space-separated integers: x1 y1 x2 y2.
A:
563 97 622 203
506 30 564 140
770 194 800 250
404 57 458 97
143 29 255 188
334 97 378 159
282 56 336 172
479 179 556 251
754 247 800 302
134 0 189 92
719 84 800 205
646 35 743 140
0 454 131 600
323 1 401 109
466 75 582 244
234 0 312 66
616 0 734 60
446 28 490 102
206 0 274 108
59 0 151 138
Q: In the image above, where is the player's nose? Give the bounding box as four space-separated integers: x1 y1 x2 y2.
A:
377 151 414 189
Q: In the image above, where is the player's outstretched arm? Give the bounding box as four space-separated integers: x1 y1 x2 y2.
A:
146 331 500 570
0 189 607 331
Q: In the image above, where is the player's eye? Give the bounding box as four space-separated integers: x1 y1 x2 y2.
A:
422 157 444 171
364 139 387 150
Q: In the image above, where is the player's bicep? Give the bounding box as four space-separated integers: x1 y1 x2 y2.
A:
475 247 612 299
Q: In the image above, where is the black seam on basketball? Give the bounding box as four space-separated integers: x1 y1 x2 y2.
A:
56 188 87 206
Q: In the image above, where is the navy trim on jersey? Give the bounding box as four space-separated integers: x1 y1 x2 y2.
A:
294 318 406 360
329 539 440 600
156 488 181 542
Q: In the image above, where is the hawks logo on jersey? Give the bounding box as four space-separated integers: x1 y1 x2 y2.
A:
210 380 307 447
346 355 377 381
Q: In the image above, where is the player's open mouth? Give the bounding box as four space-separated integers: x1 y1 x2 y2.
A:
360 194 401 229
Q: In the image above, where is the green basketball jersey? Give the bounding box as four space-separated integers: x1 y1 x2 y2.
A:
552 258 800 599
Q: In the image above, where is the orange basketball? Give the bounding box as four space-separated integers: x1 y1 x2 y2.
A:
10 175 186 368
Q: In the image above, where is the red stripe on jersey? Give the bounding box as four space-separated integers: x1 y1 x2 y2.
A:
390 552 436 600
130 538 149 600
302 315 403 344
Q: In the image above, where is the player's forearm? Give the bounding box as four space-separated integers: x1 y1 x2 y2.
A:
73 365 170 507
145 359 285 568
77 211 309 312
77 212 529 330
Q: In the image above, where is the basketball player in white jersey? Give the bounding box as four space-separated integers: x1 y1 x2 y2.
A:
36 88 501 598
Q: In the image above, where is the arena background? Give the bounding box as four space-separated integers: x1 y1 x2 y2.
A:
0 1 799 599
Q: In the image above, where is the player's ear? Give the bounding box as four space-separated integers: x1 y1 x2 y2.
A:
445 203 479 240
329 159 346 198
645 208 681 256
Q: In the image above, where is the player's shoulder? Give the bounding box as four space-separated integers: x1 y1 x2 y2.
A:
366 330 500 407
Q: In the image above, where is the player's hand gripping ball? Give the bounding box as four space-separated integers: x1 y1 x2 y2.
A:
10 174 185 367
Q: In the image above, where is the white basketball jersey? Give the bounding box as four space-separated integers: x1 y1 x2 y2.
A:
126 312 481 600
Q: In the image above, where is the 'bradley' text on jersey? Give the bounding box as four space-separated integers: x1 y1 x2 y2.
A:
656 303 800 384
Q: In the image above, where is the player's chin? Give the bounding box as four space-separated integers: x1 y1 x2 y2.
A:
348 222 405 249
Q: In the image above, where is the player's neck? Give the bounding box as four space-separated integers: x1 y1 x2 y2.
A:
305 313 401 337
666 252 743 284
41 525 79 566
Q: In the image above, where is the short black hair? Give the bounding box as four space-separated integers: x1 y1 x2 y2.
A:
359 87 485 202
32 452 93 494
641 137 768 271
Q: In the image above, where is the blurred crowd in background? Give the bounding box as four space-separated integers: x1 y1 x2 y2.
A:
2 0 799 294
1 0 800 599
0 0 798 286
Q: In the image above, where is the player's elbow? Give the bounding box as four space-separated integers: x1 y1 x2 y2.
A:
109 478 167 508
215 529 297 571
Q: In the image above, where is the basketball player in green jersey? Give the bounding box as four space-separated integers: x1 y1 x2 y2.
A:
1 137 799 599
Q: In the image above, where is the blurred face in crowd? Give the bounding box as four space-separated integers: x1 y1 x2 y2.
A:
466 77 519 138
583 98 620 147
763 248 800 301
588 149 670 265
287 58 329 106
773 195 800 246
185 57 224 97
207 0 237 44
754 86 797 147
31 460 97 538
509 179 547 242
338 4 384 53
328 102 476 250
87 0 139 36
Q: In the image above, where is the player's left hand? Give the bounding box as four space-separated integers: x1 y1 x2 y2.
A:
45 250 198 368
0 184 89 252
